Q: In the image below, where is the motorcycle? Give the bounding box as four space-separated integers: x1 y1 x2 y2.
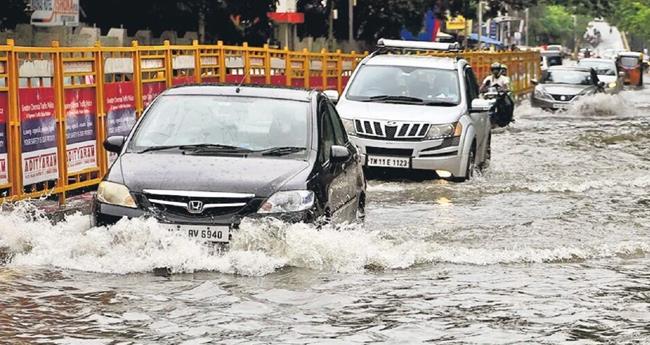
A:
481 84 515 128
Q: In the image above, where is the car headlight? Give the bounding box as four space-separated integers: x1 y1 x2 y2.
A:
534 88 553 101
608 82 617 89
96 181 137 208
341 118 356 136
425 122 461 140
258 190 315 214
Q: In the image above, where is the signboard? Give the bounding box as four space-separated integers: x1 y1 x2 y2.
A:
0 93 8 185
65 88 97 173
105 82 137 163
19 88 59 185
30 0 80 27
142 82 166 108
446 16 467 31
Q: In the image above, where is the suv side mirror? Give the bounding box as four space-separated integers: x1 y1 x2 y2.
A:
470 98 492 113
531 79 539 85
330 145 350 163
104 136 126 154
324 90 340 104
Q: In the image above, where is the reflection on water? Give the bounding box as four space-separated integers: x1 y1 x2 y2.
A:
1 91 650 343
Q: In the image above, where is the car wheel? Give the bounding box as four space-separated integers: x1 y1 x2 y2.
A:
451 145 476 182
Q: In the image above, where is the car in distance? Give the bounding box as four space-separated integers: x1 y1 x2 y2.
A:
531 66 604 111
93 85 366 243
333 39 492 182
577 58 624 94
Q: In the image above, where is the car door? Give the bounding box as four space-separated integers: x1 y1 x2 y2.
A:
317 97 348 217
327 101 360 215
464 66 489 156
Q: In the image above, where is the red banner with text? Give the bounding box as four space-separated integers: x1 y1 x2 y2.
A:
19 88 59 185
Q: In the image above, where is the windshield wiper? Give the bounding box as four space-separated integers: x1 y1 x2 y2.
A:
258 146 306 156
137 145 183 154
364 95 425 104
180 144 253 155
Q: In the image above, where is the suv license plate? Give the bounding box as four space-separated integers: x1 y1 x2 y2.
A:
367 155 410 169
166 224 231 243
552 103 569 109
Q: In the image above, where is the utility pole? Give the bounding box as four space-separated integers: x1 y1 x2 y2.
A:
478 1 483 47
348 0 354 42
525 8 529 47
328 0 335 48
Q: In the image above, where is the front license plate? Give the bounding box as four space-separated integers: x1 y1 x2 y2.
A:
367 155 410 169
552 103 569 109
166 224 231 243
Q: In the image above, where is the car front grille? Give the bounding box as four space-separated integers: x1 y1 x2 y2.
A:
355 119 429 140
142 189 253 218
551 94 576 102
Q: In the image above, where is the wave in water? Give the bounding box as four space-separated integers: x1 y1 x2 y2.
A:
1 205 648 276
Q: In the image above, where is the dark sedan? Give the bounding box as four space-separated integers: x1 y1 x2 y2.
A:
93 85 366 243
531 66 604 111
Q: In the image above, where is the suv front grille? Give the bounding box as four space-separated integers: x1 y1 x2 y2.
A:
142 190 253 218
355 119 429 140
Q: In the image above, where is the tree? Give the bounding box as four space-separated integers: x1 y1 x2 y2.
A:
1 0 29 31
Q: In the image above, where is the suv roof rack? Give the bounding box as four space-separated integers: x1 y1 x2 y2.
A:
375 39 461 53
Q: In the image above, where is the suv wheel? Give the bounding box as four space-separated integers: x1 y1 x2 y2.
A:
356 195 366 223
479 134 491 171
451 146 476 182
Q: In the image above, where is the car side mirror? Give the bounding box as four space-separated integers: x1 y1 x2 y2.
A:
330 145 350 163
531 79 539 85
324 90 340 104
104 136 126 154
470 98 492 113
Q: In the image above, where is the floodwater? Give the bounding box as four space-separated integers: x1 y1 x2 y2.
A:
1 88 650 344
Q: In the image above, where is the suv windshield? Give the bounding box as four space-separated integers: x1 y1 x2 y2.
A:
578 60 616 76
346 65 461 105
544 70 593 85
129 95 310 155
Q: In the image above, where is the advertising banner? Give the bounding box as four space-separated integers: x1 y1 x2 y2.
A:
31 0 80 27
65 88 97 173
142 82 166 108
19 88 59 185
0 93 8 184
105 82 137 163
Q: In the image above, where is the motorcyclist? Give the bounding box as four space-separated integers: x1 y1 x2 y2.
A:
480 62 511 93
481 62 514 127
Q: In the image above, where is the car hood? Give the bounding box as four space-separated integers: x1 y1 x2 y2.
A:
538 84 593 96
336 98 464 124
111 153 311 197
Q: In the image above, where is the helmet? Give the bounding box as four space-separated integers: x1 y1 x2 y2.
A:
491 62 501 69
500 63 508 70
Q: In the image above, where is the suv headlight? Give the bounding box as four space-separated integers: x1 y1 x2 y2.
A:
96 181 137 208
534 88 553 101
341 118 356 136
608 82 617 89
425 122 462 140
258 190 315 214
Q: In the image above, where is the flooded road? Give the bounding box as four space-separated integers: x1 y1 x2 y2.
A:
1 89 650 344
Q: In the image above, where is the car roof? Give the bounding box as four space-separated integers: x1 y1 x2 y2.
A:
548 66 592 72
162 84 315 101
579 58 614 64
365 54 459 70
619 52 642 57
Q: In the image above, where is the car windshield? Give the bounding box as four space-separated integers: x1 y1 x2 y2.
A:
547 56 563 66
544 70 593 85
578 60 616 76
619 56 640 68
346 65 461 105
128 95 310 155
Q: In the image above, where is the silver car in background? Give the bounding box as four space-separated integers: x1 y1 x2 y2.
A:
577 58 624 94
531 66 604 110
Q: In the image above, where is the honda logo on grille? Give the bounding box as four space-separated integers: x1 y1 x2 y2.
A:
187 200 204 214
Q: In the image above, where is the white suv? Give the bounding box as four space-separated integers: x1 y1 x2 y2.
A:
333 39 492 181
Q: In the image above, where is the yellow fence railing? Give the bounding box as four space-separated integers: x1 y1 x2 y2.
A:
0 40 539 204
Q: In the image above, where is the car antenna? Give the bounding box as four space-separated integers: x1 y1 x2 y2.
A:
235 66 249 94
